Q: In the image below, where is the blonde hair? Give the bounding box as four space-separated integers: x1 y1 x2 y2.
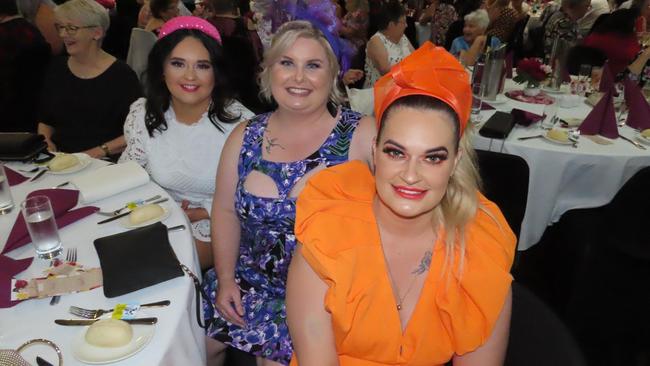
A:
54 0 110 34
258 20 345 106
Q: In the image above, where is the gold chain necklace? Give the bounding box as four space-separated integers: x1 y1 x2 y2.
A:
386 265 419 311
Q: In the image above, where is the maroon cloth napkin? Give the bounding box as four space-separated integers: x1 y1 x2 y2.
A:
578 89 619 138
4 166 28 186
511 108 543 126
0 255 33 308
624 77 650 131
2 189 98 254
505 52 513 79
481 102 495 110
599 62 615 93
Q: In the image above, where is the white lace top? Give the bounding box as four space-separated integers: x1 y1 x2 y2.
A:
364 32 413 88
119 98 254 241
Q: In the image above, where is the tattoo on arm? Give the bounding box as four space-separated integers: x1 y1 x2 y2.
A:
412 251 432 275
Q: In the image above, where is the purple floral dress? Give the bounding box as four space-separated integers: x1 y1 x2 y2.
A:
202 108 362 365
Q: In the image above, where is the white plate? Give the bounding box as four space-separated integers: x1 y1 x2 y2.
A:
47 153 92 175
72 321 155 364
636 132 650 145
119 206 171 229
542 86 566 94
543 132 573 145
484 95 508 105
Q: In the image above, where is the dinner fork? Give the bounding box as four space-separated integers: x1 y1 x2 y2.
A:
69 300 171 319
50 248 77 305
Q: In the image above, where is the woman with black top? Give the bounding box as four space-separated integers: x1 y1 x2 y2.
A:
37 0 142 159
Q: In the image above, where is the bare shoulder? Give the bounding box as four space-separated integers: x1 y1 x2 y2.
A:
349 115 377 165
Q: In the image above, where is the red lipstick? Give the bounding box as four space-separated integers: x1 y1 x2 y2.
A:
392 185 427 200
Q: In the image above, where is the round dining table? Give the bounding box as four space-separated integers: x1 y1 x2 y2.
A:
472 80 650 250
0 158 206 365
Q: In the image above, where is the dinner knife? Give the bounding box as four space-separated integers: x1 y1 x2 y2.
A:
29 169 48 182
55 317 158 326
618 134 647 150
517 134 544 140
96 198 169 224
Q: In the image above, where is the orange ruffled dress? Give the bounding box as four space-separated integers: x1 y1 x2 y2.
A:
292 160 516 366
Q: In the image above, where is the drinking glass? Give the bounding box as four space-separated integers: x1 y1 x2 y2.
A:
541 102 558 130
590 66 603 91
21 196 63 259
471 83 485 124
0 164 14 215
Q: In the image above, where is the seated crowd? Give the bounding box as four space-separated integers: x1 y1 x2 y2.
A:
3 0 650 364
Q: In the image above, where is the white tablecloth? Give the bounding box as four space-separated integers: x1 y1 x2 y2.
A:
473 81 650 250
0 159 206 365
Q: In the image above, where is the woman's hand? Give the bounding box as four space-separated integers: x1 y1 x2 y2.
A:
215 279 246 327
342 69 364 86
181 200 209 222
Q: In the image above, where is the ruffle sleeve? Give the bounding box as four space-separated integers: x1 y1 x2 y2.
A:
435 193 516 355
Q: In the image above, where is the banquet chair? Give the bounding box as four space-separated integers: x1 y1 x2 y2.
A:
565 45 606 75
475 150 529 248
504 282 587 366
126 28 158 82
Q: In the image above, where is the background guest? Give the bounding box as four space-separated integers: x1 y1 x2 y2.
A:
17 0 63 54
364 0 414 87
202 20 375 366
582 8 640 74
0 0 51 132
449 9 501 66
577 0 610 36
120 17 253 270
145 0 180 33
543 0 591 59
418 0 458 46
485 0 519 43
37 0 142 159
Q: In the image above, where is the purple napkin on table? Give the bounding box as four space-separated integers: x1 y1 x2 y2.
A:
0 255 33 308
2 189 98 255
4 166 28 186
505 51 513 79
481 102 495 110
599 62 615 93
624 78 650 131
578 89 619 138
511 108 543 126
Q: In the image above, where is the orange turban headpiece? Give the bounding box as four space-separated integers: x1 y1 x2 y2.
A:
373 42 472 135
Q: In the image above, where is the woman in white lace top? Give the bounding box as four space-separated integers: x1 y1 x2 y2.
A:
364 0 414 87
119 17 253 270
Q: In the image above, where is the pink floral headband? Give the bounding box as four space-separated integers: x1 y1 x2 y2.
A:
158 16 222 44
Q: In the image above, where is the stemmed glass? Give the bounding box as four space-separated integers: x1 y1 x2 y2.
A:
471 83 485 124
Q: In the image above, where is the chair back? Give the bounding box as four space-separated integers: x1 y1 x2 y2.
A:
126 28 158 81
505 282 587 366
476 150 529 246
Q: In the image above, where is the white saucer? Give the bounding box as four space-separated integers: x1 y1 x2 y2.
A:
47 153 92 175
542 86 566 94
484 95 508 105
543 132 573 145
119 206 171 229
72 320 155 364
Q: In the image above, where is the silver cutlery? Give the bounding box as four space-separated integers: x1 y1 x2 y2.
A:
17 167 40 173
167 225 186 233
619 134 647 150
69 300 171 319
518 134 544 140
568 130 580 149
55 317 158 326
29 168 48 182
50 248 77 305
96 197 169 224
96 194 162 217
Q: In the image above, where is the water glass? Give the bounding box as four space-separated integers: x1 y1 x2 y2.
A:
0 164 14 215
21 196 62 259
471 83 485 124
542 103 558 130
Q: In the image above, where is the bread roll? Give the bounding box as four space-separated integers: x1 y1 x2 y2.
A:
85 319 133 347
641 129 650 138
129 204 164 225
48 154 79 171
547 129 569 142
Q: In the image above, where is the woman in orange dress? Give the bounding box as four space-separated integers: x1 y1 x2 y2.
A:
286 42 516 366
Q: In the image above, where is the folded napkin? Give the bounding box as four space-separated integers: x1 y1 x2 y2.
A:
3 166 28 186
578 89 619 138
599 62 615 93
2 189 98 254
624 77 650 130
0 255 33 308
481 102 495 110
505 51 513 79
511 108 543 126
71 161 150 203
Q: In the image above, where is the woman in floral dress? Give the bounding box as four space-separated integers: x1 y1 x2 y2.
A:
202 20 375 366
